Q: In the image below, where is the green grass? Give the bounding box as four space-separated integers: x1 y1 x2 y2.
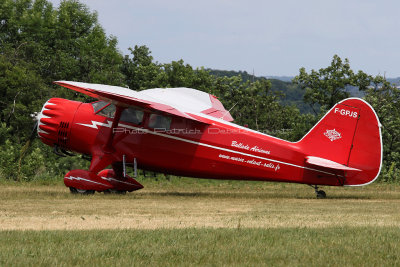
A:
0 227 399 266
1 181 400 266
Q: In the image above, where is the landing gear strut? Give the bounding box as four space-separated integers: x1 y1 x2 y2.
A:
310 185 326 199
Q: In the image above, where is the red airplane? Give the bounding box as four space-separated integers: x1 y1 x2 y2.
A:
34 81 382 198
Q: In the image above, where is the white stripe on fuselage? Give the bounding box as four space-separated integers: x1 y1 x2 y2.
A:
76 120 340 177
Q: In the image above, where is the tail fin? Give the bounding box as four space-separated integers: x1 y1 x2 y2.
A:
298 98 382 186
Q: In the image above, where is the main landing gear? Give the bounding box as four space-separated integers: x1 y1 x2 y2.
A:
62 105 142 195
103 189 127 195
64 169 143 195
69 187 95 195
310 185 326 199
69 187 126 195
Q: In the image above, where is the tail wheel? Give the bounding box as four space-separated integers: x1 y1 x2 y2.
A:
310 185 327 199
69 187 95 195
316 190 326 199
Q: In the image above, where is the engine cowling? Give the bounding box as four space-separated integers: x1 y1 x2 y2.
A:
37 98 81 149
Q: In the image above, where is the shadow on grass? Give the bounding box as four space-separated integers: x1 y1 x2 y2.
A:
28 187 395 200
136 190 379 200
2 183 399 201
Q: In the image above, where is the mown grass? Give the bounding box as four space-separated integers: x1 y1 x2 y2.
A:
0 227 399 266
1 180 400 266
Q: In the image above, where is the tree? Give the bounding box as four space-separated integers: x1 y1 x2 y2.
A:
0 0 124 86
363 76 400 182
0 0 124 180
293 55 371 115
294 55 400 182
121 45 160 90
0 55 48 139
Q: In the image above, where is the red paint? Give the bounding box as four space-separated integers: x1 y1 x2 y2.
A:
37 82 382 193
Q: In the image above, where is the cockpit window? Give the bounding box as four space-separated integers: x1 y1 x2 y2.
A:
97 103 116 118
121 107 144 125
148 114 171 130
92 101 109 113
92 101 144 124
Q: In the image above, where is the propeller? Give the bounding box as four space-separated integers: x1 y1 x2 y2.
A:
17 112 40 175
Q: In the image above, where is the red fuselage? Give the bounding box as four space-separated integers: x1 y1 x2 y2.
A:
38 97 375 187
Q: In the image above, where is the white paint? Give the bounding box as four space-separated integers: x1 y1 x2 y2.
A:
334 107 358 118
77 120 113 129
55 81 223 117
65 176 109 187
76 120 341 177
141 87 212 112
324 129 342 142
54 80 382 186
37 100 56 135
306 156 361 171
101 176 136 186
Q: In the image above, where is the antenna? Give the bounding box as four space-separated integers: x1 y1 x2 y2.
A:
220 102 238 120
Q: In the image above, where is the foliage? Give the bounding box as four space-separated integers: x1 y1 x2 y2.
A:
294 55 400 182
208 69 258 82
121 46 310 140
0 0 398 183
0 0 310 181
210 69 314 114
121 45 160 90
293 55 371 114
0 55 47 139
363 76 400 181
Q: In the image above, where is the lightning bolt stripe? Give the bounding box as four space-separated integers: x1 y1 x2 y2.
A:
65 176 109 187
76 120 113 129
101 176 136 185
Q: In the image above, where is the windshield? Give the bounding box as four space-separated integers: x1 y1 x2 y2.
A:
91 101 144 125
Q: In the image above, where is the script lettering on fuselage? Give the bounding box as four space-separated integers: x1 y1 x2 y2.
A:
231 141 270 155
218 154 280 171
334 107 358 118
231 141 250 150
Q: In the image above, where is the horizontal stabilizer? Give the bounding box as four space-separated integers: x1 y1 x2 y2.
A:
306 156 361 172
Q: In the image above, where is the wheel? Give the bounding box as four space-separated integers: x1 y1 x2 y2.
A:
69 187 95 195
103 189 127 195
316 190 326 199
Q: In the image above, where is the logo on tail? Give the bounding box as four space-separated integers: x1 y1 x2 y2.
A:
324 129 342 142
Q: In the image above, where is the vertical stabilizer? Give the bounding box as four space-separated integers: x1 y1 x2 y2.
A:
298 98 382 186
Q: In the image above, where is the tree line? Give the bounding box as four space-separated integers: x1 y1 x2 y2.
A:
0 0 398 182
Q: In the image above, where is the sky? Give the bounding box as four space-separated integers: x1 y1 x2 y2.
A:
48 0 400 77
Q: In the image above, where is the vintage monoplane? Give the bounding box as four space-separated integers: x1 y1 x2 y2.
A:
33 81 382 198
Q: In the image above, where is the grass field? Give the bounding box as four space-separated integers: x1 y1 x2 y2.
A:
1 178 400 266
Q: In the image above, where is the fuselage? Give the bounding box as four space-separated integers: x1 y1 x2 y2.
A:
38 98 345 186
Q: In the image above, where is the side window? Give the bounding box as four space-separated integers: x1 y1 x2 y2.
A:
148 114 171 130
121 107 144 125
97 104 116 118
91 101 109 113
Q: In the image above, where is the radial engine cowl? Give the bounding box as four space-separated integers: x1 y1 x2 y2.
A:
37 98 81 148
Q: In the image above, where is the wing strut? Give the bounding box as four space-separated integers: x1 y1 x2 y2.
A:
104 106 124 153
